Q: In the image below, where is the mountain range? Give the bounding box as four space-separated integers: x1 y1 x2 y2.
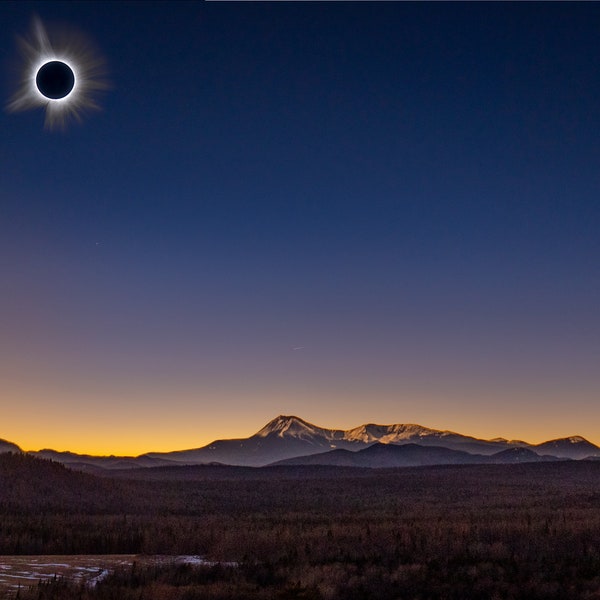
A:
272 443 562 468
3 415 600 470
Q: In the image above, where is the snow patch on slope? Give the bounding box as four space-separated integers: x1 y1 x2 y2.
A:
254 415 343 441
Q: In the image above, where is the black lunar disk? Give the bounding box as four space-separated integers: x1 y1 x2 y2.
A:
36 61 75 99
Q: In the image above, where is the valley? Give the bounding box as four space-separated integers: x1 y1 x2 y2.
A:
2 453 600 598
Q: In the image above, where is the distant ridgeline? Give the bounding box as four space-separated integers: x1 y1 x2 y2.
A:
2 416 600 471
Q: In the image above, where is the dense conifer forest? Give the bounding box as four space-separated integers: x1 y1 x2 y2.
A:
2 453 600 599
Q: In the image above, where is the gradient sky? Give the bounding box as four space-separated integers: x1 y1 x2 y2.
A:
1 2 599 455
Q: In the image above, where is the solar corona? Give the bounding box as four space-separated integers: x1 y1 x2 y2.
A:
7 16 109 130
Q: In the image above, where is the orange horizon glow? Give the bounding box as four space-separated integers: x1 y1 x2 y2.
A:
3 346 598 456
4 396 599 456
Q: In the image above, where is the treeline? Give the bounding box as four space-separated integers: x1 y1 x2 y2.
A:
4 454 600 598
0 453 135 514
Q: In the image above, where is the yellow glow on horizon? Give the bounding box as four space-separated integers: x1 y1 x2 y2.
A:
2 371 599 455
4 404 600 457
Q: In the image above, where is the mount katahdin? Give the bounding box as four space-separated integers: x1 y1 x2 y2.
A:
4 415 600 470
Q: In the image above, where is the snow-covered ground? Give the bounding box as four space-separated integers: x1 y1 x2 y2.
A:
0 555 233 596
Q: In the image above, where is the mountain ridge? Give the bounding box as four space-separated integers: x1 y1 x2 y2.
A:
0 438 21 454
3 415 599 469
270 442 563 468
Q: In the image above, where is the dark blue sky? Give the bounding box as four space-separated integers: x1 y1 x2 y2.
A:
1 2 599 453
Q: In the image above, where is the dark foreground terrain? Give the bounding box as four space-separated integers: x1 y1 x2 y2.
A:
2 453 600 599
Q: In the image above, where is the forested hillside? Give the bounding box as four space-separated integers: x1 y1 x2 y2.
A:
4 453 600 599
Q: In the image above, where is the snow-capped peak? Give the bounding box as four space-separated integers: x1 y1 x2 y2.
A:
343 423 438 444
254 415 337 439
539 435 592 446
249 415 599 461
255 416 456 445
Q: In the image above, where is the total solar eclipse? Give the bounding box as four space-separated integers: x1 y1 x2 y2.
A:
6 16 109 130
35 60 75 99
